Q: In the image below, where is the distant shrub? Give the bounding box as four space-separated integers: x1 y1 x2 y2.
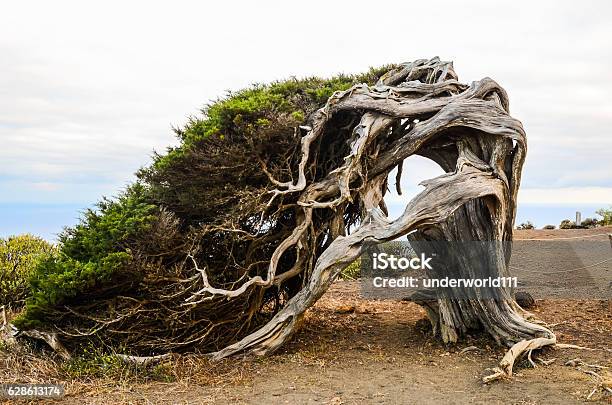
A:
516 221 535 230
559 219 577 229
581 218 598 228
340 259 361 280
0 234 54 308
596 206 612 226
542 225 556 230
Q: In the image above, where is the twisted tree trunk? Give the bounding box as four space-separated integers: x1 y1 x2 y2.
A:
14 58 554 382
208 58 554 371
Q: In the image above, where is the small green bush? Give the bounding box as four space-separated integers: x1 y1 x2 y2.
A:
60 342 174 382
596 206 612 226
340 259 361 280
516 221 535 230
559 219 578 229
581 218 598 228
0 234 54 308
542 225 556 230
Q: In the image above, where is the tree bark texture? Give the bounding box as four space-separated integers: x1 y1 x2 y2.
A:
205 57 554 360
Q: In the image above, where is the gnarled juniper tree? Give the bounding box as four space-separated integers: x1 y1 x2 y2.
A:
13 58 554 380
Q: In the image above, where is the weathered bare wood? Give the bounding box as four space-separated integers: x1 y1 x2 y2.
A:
203 58 555 372
19 329 72 360
115 353 173 366
483 336 557 383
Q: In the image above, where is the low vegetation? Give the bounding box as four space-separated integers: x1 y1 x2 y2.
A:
559 219 578 229
0 234 54 308
596 206 612 226
580 217 598 228
339 259 361 280
516 221 535 230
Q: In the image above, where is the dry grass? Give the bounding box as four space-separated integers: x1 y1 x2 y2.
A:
0 343 270 404
0 307 267 403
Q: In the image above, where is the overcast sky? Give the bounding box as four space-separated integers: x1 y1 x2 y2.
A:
1 0 611 238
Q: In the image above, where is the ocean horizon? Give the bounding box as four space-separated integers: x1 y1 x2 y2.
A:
0 202 607 242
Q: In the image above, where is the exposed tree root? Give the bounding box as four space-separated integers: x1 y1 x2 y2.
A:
459 346 480 354
565 358 609 370
6 330 175 367
115 353 174 366
483 340 612 383
555 343 612 352
18 329 72 360
483 336 557 383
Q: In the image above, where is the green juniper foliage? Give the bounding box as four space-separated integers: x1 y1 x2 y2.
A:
14 185 156 329
14 66 395 353
151 69 391 171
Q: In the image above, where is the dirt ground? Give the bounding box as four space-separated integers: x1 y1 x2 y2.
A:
2 228 611 404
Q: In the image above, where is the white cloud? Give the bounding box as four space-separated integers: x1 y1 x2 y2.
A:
518 187 612 205
29 182 63 192
0 0 611 206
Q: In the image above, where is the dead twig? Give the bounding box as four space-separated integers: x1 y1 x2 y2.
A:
459 346 480 354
